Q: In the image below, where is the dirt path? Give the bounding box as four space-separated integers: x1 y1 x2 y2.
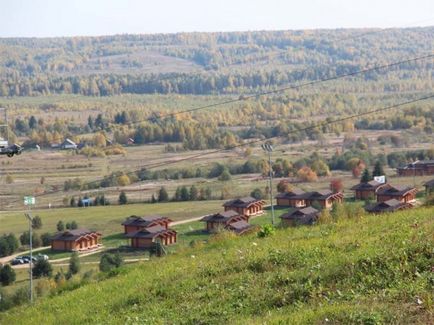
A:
171 215 210 226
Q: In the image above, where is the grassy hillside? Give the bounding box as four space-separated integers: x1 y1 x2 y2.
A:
1 206 433 324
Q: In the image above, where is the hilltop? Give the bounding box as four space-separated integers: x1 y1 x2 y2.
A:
1 206 433 324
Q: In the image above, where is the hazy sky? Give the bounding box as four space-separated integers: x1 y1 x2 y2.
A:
1 0 433 37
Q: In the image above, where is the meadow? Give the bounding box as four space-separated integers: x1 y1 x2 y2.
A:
0 205 432 324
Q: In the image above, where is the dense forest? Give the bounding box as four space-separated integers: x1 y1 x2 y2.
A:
0 28 433 96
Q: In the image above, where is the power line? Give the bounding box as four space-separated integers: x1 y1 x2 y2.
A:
9 93 432 207
123 53 434 125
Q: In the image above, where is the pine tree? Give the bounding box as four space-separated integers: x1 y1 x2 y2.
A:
158 187 169 202
0 264 16 286
68 252 80 275
372 160 385 177
57 220 65 231
360 168 372 183
118 191 128 205
189 185 198 201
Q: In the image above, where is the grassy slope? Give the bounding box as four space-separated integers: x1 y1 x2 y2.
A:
1 207 433 324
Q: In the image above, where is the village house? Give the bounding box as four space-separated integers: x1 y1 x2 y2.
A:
280 207 320 226
304 190 344 209
397 160 434 176
126 225 177 248
122 215 173 234
200 210 252 234
276 188 307 207
51 229 102 252
424 179 434 195
276 189 343 209
223 197 265 217
350 180 389 200
365 199 412 214
60 138 78 150
376 185 417 203
122 215 177 248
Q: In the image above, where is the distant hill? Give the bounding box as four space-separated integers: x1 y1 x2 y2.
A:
1 206 433 324
0 27 433 96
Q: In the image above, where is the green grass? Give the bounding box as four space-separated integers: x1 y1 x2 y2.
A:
1 205 432 324
0 200 225 238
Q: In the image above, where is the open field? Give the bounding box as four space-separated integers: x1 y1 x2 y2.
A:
1 204 432 324
0 200 225 237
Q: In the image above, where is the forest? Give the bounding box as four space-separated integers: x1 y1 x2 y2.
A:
0 28 433 96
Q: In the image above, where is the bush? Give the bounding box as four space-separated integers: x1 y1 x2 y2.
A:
57 220 65 231
69 252 80 275
118 191 128 205
0 234 19 257
218 169 232 181
0 264 16 286
99 252 123 272
297 166 318 182
40 232 52 246
257 224 275 238
33 259 53 278
31 216 43 229
158 187 169 202
70 221 78 230
250 188 264 200
19 231 42 248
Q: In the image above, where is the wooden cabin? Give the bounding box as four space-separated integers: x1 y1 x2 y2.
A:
397 160 434 176
304 190 344 209
200 210 249 233
223 197 265 217
350 181 389 200
225 220 254 235
276 188 307 207
122 215 172 234
365 199 412 214
126 225 177 248
51 229 102 252
424 179 434 195
376 185 417 203
280 207 320 226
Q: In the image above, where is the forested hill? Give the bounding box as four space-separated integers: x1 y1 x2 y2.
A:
0 27 433 96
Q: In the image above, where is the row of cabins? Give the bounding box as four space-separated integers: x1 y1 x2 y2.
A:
49 197 266 251
397 160 434 176
49 179 434 251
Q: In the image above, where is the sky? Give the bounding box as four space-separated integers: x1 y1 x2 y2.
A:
0 0 433 38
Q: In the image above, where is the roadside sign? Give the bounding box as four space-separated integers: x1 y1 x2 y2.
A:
374 176 386 184
24 196 36 205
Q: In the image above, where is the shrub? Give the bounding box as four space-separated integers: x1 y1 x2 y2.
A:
99 252 123 272
0 264 16 286
57 220 65 231
33 259 53 278
40 232 52 246
218 169 232 181
297 166 318 182
250 188 264 200
158 187 169 202
118 191 128 205
69 252 80 275
32 216 43 229
257 224 275 238
19 231 42 248
0 234 19 257
70 221 78 230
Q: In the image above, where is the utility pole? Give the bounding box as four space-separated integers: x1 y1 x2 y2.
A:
261 143 275 225
24 196 35 304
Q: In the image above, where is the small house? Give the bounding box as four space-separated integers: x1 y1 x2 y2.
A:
51 229 102 252
304 190 344 209
397 160 434 176
126 225 177 248
200 210 249 233
276 188 307 207
122 215 173 234
350 181 389 200
376 185 417 203
223 196 265 217
280 207 320 226
365 199 412 214
60 138 78 150
424 179 434 195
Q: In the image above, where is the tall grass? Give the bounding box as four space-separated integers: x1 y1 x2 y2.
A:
0 206 433 324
